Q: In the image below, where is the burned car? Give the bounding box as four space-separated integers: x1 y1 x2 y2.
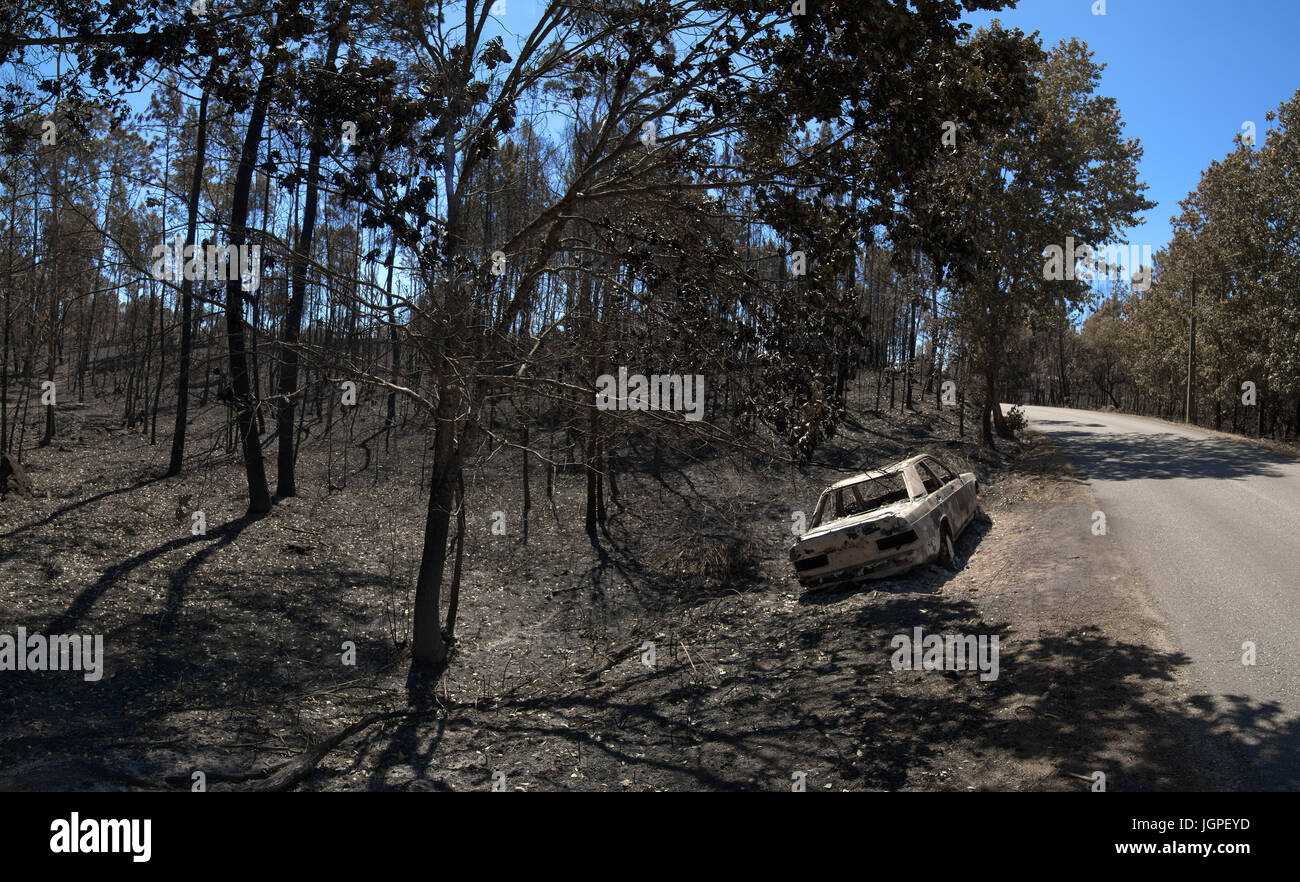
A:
789 454 979 590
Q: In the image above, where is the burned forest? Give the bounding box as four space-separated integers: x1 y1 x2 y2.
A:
1 0 1298 834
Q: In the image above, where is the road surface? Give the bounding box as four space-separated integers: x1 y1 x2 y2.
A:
1017 405 1300 790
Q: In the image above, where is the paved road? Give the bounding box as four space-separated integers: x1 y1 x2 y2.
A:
1017 405 1300 790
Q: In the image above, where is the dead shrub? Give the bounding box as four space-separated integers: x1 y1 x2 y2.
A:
668 531 762 589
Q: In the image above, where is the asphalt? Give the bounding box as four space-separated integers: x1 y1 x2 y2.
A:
1016 404 1300 790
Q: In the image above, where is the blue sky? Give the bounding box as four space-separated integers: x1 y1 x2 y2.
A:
963 0 1300 262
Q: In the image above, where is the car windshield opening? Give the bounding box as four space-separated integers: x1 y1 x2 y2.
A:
812 472 910 526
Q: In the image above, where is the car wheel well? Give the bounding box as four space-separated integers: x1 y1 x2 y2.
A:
936 518 957 569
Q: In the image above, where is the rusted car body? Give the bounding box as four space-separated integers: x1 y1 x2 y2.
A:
789 454 979 590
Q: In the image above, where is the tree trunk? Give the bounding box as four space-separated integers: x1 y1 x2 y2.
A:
277 16 346 497
411 397 459 666
224 32 279 515
980 365 997 449
167 65 214 475
585 403 600 539
39 149 59 448
521 405 531 546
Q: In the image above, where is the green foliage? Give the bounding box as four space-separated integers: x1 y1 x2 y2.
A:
1003 404 1027 435
916 27 1152 442
1074 87 1300 436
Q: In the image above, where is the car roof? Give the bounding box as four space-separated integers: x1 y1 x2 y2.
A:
824 454 929 491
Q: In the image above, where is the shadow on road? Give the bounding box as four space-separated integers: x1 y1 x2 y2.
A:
1030 428 1294 482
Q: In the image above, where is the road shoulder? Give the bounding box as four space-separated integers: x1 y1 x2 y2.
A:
950 430 1227 790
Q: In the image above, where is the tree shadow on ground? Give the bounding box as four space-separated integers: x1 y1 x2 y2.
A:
0 474 167 543
0 544 409 791
43 514 260 634
314 595 1299 791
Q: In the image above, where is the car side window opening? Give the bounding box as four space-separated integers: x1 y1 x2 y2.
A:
916 462 944 495
930 458 959 483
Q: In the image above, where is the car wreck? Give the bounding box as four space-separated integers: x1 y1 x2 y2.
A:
789 454 979 590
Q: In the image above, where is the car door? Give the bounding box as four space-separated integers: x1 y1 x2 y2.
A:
921 459 965 532
910 460 948 549
915 459 949 502
927 458 973 532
